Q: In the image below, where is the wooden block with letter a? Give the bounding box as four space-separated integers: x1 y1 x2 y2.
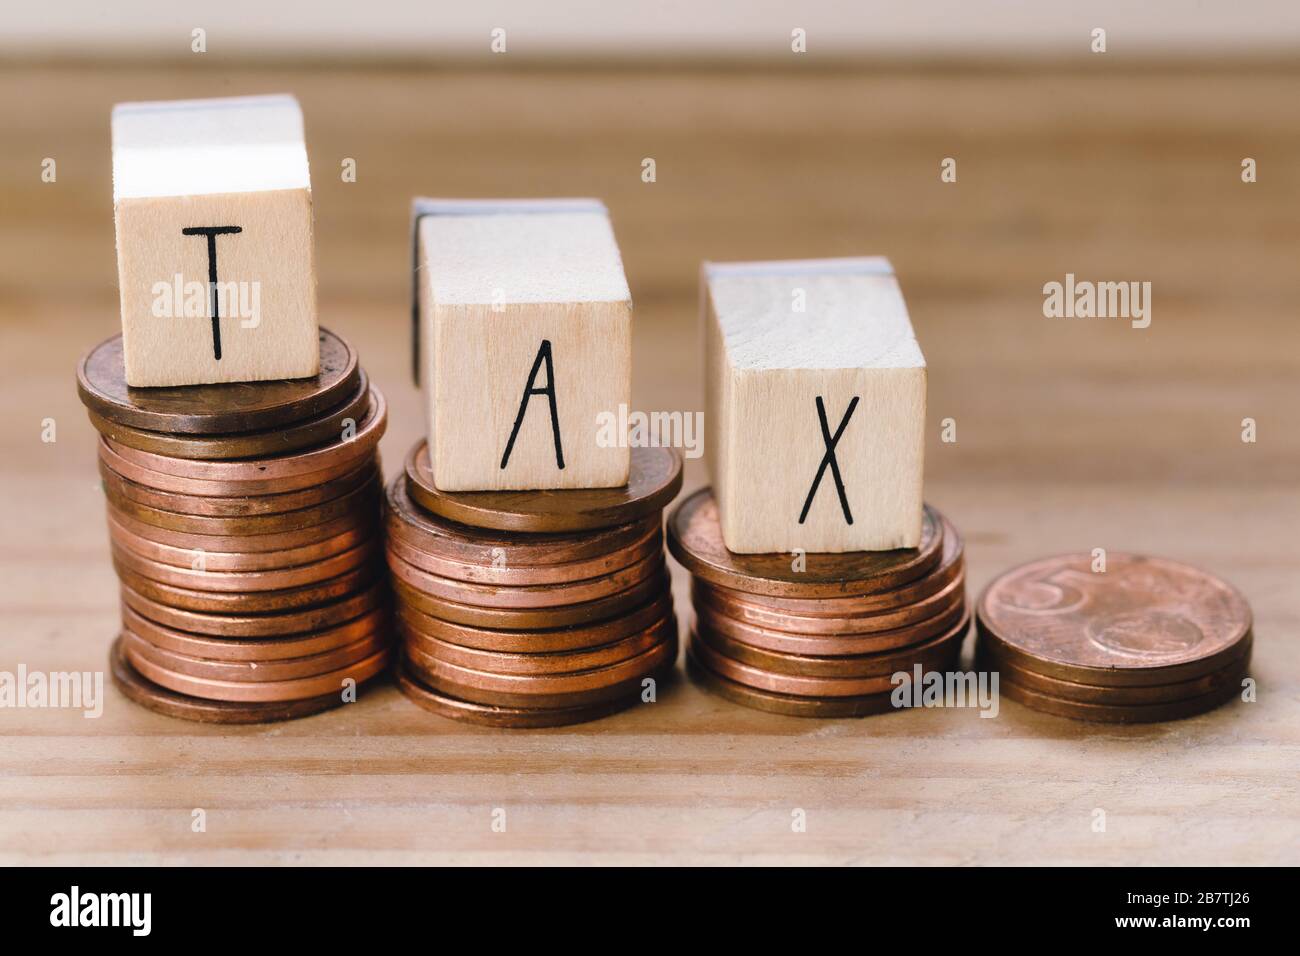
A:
412 198 632 491
704 258 926 554
112 94 319 387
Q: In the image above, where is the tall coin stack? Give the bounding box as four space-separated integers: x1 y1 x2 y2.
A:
76 329 391 723
669 488 969 717
975 553 1253 723
388 442 683 727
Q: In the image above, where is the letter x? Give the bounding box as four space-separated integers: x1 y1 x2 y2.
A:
181 225 242 360
798 396 859 525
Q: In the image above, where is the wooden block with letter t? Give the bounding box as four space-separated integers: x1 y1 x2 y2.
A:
704 258 926 554
111 94 319 387
413 198 632 491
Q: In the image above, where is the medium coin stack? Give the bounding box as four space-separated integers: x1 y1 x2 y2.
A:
76 329 392 723
388 442 683 727
975 553 1253 723
669 488 969 717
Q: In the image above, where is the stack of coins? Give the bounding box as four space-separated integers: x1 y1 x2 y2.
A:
76 329 391 723
388 442 683 727
975 553 1252 723
669 488 969 717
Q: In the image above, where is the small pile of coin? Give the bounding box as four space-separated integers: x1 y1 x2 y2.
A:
668 488 969 717
388 442 683 727
76 329 391 723
975 552 1252 723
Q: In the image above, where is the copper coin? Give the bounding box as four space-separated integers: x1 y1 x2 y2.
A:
406 637 676 709
100 455 378 517
977 552 1253 687
686 649 899 719
110 637 355 724
394 591 676 654
395 655 651 729
997 673 1245 724
107 511 374 572
401 613 676 677
705 516 965 618
115 561 377 614
108 504 376 555
386 483 664 585
78 329 359 435
111 538 379 593
694 591 966 657
690 613 966 696
104 475 381 537
88 370 372 460
390 568 670 630
387 526 662 588
119 582 386 638
694 609 969 680
99 436 384 497
104 385 386 481
384 475 660 569
123 628 389 683
405 633 676 697
975 638 1251 706
405 441 682 533
122 603 388 662
693 567 966 638
667 487 944 598
125 640 391 703
385 547 664 610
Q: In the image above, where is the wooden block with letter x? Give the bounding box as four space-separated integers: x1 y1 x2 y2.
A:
704 258 926 554
112 94 319 387
412 198 632 491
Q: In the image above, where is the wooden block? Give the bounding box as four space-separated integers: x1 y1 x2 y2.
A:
704 258 926 554
112 94 319 387
413 199 631 491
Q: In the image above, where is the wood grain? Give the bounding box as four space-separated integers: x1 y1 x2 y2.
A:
0 60 1297 865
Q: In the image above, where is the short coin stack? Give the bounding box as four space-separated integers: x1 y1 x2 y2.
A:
975 553 1252 723
76 329 391 723
669 488 969 717
389 442 683 727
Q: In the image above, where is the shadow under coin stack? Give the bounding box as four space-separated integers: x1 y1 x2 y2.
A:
76 329 391 723
388 443 683 727
669 488 969 717
975 553 1253 723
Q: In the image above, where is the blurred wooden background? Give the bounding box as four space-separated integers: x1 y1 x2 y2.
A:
1 60 1297 864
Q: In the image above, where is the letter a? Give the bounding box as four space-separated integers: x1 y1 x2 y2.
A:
500 340 565 470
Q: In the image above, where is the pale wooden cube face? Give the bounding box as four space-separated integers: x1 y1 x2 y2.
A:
704 261 927 554
114 189 319 387
427 302 631 491
715 366 926 554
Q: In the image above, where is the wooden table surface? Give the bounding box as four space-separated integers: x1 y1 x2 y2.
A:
1 60 1297 865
